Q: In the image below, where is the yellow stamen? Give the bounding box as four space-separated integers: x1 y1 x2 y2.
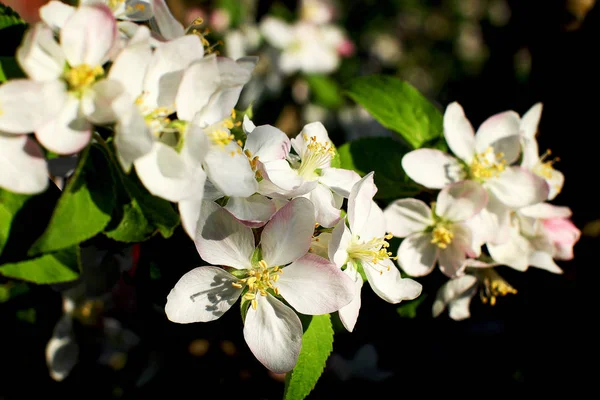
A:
478 269 517 306
347 233 397 275
64 64 104 94
431 225 454 249
470 146 507 180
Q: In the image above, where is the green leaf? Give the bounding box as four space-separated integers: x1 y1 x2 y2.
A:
345 75 443 149
0 4 25 31
284 314 334 400
29 145 116 255
0 4 27 57
338 137 421 199
0 56 25 82
0 189 31 257
0 246 80 284
306 74 344 109
396 294 427 318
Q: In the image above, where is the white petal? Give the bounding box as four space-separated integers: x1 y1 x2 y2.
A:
277 253 355 314
487 225 531 271
520 103 543 139
81 79 124 124
436 180 488 222
0 80 67 134
108 30 152 97
244 294 302 373
61 3 117 66
143 35 204 110
39 1 75 31
259 17 294 49
243 115 256 133
545 168 564 201
466 193 510 245
261 197 315 267
134 142 205 202
203 142 258 198
337 264 363 332
150 0 185 40
348 172 376 235
529 251 563 274
383 198 432 238
486 167 549 208
305 183 342 228
36 96 91 155
318 168 361 198
448 295 475 321
0 134 49 194
114 102 153 171
358 201 387 242
180 122 209 169
224 194 276 228
178 198 203 240
244 124 291 163
431 275 478 318
261 159 305 192
443 102 476 163
401 149 466 189
520 137 539 169
438 234 469 278
291 121 331 156
397 232 438 277
45 315 78 382
165 266 241 323
195 200 254 269
363 259 422 303
329 220 352 268
475 111 521 163
175 55 220 122
519 203 572 219
16 24 64 81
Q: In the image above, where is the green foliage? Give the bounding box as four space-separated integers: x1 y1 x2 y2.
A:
345 75 443 149
0 189 31 257
0 4 27 57
216 0 249 27
306 74 344 109
29 145 116 255
0 246 80 284
0 4 25 31
338 137 421 199
0 56 25 82
284 314 334 400
396 294 427 318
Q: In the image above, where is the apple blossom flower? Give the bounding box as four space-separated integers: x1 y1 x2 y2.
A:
402 102 549 244
165 198 354 373
384 180 488 278
519 103 564 200
329 172 423 332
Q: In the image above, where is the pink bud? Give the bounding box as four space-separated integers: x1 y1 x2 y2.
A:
337 39 355 57
542 218 580 260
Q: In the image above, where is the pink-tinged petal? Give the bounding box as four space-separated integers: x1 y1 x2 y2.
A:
520 203 572 219
114 101 153 172
143 35 204 110
383 198 432 238
134 142 205 202
16 24 64 81
304 183 342 228
150 0 185 40
0 134 49 194
291 121 331 156
165 266 242 323
244 124 291 163
397 232 438 277
436 180 488 222
36 97 91 155
261 198 315 267
318 168 361 198
178 198 203 240
363 259 422 303
348 172 376 235
277 253 355 314
520 103 543 139
486 167 549 208
401 149 466 189
224 194 276 228
329 220 352 268
81 80 125 124
475 111 521 163
542 218 580 260
359 201 387 242
337 263 363 332
466 193 510 245
0 80 67 134
195 200 254 269
486 225 531 271
432 275 478 318
175 55 220 122
108 29 152 98
203 143 257 198
39 1 75 31
61 3 117 66
244 294 302 373
529 251 563 274
443 102 476 163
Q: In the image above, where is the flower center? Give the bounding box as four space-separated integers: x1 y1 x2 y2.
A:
469 146 507 180
231 260 283 310
346 234 395 275
296 134 335 180
431 224 454 249
533 149 560 179
477 269 517 306
64 64 104 94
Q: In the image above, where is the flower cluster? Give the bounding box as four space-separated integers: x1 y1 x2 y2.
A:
383 102 580 320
